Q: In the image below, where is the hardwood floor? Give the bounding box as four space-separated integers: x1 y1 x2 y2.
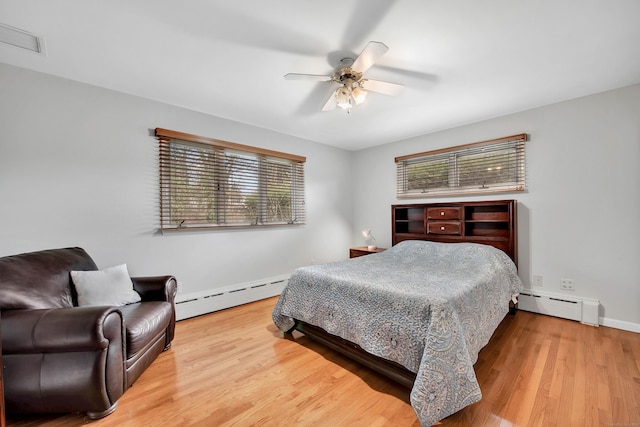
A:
6 297 640 426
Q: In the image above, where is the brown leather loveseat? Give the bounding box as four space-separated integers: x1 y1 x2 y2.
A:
0 247 177 419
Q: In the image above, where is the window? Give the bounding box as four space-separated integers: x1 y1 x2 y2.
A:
396 133 526 198
156 128 306 231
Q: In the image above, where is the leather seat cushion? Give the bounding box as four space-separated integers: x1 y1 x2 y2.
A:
119 301 172 358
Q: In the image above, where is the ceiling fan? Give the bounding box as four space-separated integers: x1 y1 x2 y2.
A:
284 41 404 112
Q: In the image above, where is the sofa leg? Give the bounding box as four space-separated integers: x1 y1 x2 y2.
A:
163 342 172 351
86 401 118 420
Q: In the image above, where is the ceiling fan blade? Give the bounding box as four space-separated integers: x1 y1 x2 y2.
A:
321 91 337 111
374 65 438 90
361 79 404 96
351 41 389 74
284 73 332 81
342 0 399 48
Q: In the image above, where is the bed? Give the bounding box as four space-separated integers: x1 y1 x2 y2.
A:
272 200 523 426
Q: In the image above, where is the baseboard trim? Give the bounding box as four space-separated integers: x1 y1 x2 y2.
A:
600 317 640 333
175 274 289 321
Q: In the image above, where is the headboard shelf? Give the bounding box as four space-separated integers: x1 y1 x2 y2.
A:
392 199 517 264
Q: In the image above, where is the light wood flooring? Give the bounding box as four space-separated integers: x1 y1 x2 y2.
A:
6 297 640 426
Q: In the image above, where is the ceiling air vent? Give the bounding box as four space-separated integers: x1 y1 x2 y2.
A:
0 23 45 55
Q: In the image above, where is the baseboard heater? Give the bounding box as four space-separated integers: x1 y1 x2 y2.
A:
518 290 600 326
175 274 289 321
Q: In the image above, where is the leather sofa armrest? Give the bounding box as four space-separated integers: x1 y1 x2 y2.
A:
131 275 177 348
2 307 126 417
131 275 177 303
2 307 124 354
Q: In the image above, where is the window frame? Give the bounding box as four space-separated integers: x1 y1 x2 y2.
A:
395 133 527 198
156 128 306 232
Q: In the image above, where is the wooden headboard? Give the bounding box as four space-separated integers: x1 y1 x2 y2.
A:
392 199 517 265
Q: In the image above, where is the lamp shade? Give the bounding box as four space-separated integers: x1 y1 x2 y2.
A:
361 228 377 250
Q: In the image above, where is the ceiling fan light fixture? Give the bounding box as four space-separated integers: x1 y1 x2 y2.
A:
335 86 352 109
352 86 368 105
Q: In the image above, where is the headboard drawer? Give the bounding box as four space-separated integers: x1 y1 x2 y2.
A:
427 207 461 220
427 221 461 235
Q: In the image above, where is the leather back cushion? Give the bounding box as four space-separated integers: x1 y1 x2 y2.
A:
0 247 98 310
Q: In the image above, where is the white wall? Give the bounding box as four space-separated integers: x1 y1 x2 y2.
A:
0 63 353 295
351 84 640 329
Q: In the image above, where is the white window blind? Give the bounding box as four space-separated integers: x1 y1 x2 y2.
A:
156 128 306 231
396 133 527 198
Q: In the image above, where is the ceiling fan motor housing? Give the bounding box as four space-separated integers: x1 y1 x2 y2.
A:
334 58 363 85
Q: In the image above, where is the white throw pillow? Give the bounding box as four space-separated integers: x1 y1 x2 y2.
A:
71 263 141 307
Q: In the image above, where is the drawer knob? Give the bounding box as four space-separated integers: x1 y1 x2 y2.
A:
441 226 445 230
440 211 445 216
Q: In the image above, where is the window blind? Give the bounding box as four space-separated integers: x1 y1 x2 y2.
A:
396 133 526 198
156 128 306 231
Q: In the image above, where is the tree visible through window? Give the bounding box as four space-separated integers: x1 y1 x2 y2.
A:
157 128 306 230
397 134 526 197
405 158 449 191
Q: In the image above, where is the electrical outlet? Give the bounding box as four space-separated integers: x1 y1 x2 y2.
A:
560 278 575 291
533 275 543 287
176 281 183 294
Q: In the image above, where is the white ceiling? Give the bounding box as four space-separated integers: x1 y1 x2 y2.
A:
1 1 639 151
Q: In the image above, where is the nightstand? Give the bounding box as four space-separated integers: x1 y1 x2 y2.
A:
349 246 386 258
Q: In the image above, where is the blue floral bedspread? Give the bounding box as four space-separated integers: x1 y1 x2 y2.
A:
272 240 523 426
